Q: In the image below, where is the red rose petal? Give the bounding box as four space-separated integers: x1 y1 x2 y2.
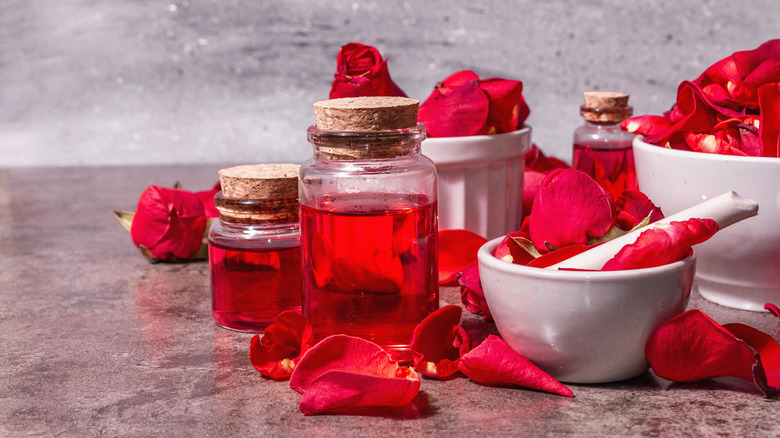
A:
493 231 536 265
330 250 404 294
479 78 527 134
290 335 421 414
330 43 407 98
419 74 490 137
195 188 220 219
758 82 780 158
458 335 573 398
249 311 314 380
614 190 665 230
602 218 717 271
529 168 615 253
766 303 780 318
410 305 471 378
723 323 780 396
457 261 491 318
646 310 779 397
438 230 488 285
523 145 569 217
299 369 421 415
131 186 207 260
527 244 593 268
621 115 672 137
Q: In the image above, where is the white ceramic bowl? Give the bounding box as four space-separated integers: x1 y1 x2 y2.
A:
633 137 780 312
478 238 696 383
422 127 531 240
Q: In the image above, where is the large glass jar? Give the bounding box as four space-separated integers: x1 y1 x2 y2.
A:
299 97 439 361
572 91 638 199
208 164 302 333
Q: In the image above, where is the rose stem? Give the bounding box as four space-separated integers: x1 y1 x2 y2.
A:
547 191 759 270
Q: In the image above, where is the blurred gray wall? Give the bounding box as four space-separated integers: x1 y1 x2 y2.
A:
1 0 778 167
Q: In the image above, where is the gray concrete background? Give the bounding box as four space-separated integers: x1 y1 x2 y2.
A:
1 0 778 168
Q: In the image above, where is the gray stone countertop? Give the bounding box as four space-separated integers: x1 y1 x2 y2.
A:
1 165 778 436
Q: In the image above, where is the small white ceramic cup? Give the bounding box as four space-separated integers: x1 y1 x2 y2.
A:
478 237 696 383
633 137 780 312
422 127 531 240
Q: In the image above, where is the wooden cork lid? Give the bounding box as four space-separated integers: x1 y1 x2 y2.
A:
581 91 633 123
314 96 419 131
218 163 300 200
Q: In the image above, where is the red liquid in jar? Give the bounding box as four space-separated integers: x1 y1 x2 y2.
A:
572 143 638 200
209 243 302 333
300 193 439 360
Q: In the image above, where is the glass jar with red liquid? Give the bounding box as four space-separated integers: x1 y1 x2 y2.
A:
208 164 302 333
299 97 439 361
572 91 638 199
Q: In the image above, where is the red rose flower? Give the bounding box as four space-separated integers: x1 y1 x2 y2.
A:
130 186 207 261
418 70 530 137
329 43 407 99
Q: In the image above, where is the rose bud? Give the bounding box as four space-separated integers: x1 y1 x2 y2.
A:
329 43 407 99
130 186 207 261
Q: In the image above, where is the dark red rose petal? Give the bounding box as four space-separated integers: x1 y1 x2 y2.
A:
529 168 615 253
458 335 573 397
766 303 780 318
621 115 673 137
289 334 420 414
646 310 756 383
723 323 780 396
438 230 488 285
457 261 491 318
602 218 717 271
647 309 780 398
410 305 471 378
479 78 527 134
249 311 314 380
758 82 780 158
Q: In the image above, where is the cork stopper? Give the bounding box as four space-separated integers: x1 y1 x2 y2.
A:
313 97 419 131
218 164 299 200
581 91 633 123
216 164 300 224
309 97 424 160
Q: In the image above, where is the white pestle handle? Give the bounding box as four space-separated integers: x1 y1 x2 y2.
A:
547 191 759 270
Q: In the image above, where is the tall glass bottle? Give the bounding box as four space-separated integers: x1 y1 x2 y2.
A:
299 97 439 361
208 164 302 333
572 91 637 199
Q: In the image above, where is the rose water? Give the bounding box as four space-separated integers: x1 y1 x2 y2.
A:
210 243 302 332
572 142 637 200
301 193 439 360
573 91 637 199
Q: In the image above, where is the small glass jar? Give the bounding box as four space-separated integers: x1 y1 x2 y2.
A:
208 164 302 333
572 91 638 199
299 97 439 361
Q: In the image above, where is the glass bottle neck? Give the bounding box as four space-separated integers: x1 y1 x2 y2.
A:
307 123 426 161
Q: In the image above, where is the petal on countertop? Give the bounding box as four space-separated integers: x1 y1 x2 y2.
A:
439 230 488 285
458 335 573 397
410 305 471 378
249 311 314 380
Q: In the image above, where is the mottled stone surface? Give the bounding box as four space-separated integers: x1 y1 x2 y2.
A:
0 165 778 436
1 1 779 167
